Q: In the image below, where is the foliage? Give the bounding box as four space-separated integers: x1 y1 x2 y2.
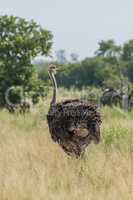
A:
122 40 133 61
37 39 133 90
0 15 53 107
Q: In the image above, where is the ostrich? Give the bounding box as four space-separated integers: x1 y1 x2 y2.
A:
47 64 102 157
101 87 122 107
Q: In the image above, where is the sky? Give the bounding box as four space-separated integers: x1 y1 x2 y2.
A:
1 0 133 59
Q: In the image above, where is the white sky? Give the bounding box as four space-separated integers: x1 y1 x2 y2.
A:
1 0 133 59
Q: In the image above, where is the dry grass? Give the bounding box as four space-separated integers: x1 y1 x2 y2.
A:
0 105 133 200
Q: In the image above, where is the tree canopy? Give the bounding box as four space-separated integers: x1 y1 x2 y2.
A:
0 15 53 106
37 39 133 89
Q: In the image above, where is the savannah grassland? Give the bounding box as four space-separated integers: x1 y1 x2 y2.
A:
0 90 133 200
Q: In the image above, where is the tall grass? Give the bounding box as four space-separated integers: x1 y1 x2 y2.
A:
0 102 133 199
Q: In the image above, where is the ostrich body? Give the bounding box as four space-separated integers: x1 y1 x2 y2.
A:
47 65 102 157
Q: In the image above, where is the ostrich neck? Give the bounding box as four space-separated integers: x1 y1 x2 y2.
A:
48 71 57 105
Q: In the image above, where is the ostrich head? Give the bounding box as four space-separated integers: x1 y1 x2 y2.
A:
48 64 58 105
48 64 57 75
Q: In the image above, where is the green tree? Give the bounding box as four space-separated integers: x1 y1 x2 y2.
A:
0 15 53 106
122 40 133 61
96 40 121 58
125 61 133 83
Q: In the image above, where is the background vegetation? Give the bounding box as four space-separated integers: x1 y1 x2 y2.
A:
0 15 133 108
0 15 52 107
37 39 133 90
